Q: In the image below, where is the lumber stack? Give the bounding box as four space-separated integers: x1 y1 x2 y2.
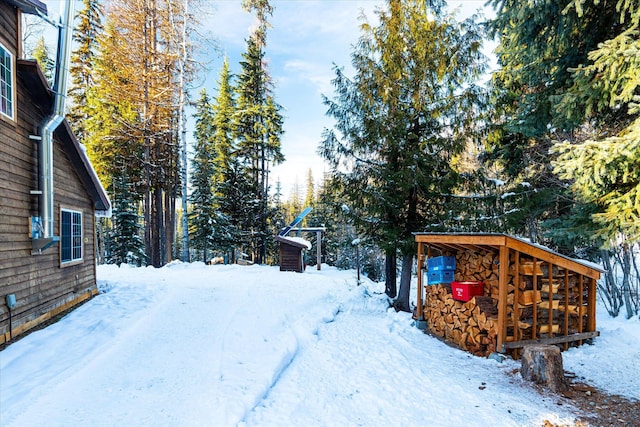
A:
423 284 499 357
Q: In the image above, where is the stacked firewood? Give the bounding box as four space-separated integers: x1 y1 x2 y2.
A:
454 250 501 297
423 284 499 357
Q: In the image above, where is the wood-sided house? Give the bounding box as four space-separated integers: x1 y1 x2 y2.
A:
1 0 110 344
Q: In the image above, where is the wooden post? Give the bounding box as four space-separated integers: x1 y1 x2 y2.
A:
416 242 424 320
316 231 322 270
532 257 538 340
587 277 596 332
497 246 509 352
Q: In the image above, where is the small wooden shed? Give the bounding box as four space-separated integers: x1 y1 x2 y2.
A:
414 233 603 359
275 235 310 273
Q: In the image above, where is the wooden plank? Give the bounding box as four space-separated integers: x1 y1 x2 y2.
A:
1 288 98 344
547 262 554 338
513 250 521 343
505 236 602 279
563 270 570 351
587 277 596 332
416 242 424 320
496 246 509 353
415 233 507 247
501 331 600 351
532 257 538 340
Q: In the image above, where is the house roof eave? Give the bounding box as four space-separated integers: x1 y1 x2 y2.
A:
16 60 111 215
6 0 47 16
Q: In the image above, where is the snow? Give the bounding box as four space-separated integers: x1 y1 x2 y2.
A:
279 235 312 249
1 263 638 426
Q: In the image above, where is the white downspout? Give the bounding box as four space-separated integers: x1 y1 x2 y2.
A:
35 0 75 251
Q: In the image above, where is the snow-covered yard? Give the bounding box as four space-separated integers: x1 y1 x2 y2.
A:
1 263 638 426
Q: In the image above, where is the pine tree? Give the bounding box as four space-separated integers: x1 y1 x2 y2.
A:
31 36 54 84
485 0 626 246
321 0 486 309
68 0 103 143
234 0 284 264
209 57 244 260
303 168 315 209
212 58 235 188
189 89 217 262
89 0 193 267
105 171 146 266
552 1 640 246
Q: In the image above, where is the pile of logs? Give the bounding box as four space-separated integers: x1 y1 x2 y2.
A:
454 250 501 299
423 284 499 357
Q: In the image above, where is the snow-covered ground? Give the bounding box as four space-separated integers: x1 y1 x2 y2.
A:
1 263 638 426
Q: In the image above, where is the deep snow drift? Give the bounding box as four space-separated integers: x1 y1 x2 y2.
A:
1 262 638 426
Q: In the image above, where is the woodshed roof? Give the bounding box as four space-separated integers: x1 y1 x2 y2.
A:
414 233 603 280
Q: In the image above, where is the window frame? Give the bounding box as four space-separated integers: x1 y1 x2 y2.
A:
60 208 83 266
0 41 15 121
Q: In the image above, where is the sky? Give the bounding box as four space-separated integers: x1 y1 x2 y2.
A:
2 262 638 425
42 0 495 201
197 1 495 200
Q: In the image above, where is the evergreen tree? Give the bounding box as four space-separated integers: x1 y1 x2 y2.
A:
31 36 54 84
321 0 486 309
234 0 284 264
551 1 639 318
552 1 640 246
89 0 193 267
303 168 315 209
210 57 244 260
105 171 146 266
189 89 217 263
68 0 103 143
217 157 254 263
212 58 235 188
485 0 626 245
489 0 639 317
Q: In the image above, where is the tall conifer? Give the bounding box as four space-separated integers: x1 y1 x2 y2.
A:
321 0 486 308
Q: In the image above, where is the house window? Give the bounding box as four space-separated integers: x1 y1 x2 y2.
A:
0 43 13 119
61 209 83 263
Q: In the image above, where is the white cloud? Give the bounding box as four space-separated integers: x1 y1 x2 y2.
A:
282 59 334 95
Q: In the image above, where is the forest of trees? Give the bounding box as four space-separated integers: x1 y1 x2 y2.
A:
26 0 638 318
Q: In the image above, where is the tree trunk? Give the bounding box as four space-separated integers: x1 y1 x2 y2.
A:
621 244 634 319
520 344 567 392
385 248 397 298
394 253 413 312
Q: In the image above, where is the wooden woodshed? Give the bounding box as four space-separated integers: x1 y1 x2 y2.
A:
276 235 310 273
414 233 603 359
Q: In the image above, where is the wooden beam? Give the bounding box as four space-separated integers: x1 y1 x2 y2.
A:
416 242 424 320
1 289 97 345
316 231 322 270
496 246 509 353
505 236 602 279
587 277 597 332
501 331 599 351
415 233 507 247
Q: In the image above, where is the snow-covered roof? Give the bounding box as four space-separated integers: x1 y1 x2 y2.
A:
275 235 311 250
